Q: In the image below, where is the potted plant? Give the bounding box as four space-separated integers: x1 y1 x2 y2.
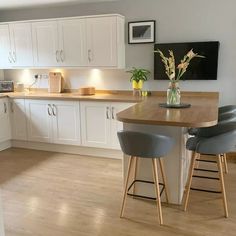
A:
127 67 151 90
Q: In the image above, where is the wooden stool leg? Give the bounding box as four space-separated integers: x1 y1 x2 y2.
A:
120 156 134 218
152 158 163 225
133 157 138 196
217 154 229 218
183 151 197 211
158 158 169 203
223 153 229 174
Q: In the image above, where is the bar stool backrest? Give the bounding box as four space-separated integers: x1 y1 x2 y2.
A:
117 131 174 158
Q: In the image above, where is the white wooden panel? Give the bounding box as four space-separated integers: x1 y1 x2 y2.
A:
52 101 81 145
9 22 34 67
58 19 87 66
0 24 11 68
32 21 59 67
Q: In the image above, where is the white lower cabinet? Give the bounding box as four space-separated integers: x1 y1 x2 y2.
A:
0 98 11 142
80 101 134 149
10 99 28 141
25 99 81 145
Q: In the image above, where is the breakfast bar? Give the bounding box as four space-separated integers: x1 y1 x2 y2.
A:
117 92 219 204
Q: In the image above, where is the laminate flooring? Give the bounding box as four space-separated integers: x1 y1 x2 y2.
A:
0 148 236 236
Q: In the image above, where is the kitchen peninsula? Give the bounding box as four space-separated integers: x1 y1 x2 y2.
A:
116 92 219 204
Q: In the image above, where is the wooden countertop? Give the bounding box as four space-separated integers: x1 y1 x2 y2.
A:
2 91 219 128
116 94 219 128
5 92 142 103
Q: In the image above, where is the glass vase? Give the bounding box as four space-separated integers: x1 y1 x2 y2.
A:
167 82 181 105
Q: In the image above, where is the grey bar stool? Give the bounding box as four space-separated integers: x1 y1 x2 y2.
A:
183 122 236 217
117 131 174 225
188 105 236 136
189 112 236 173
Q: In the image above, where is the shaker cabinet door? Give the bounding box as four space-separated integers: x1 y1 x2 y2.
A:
0 24 11 68
58 19 87 66
32 21 59 67
9 22 34 67
86 16 117 67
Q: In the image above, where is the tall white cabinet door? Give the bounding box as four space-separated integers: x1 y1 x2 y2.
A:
32 21 59 67
10 99 28 141
52 101 81 145
110 103 134 149
58 19 87 66
25 100 52 143
0 24 11 68
80 101 110 148
9 23 34 67
0 98 11 142
86 16 117 67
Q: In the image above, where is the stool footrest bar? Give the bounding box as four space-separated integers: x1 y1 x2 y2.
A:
196 159 217 163
127 179 165 201
190 187 222 194
193 175 220 180
194 168 218 173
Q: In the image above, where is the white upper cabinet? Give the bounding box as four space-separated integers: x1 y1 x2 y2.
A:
0 23 34 68
0 14 125 68
9 22 34 67
0 24 12 68
86 16 117 67
58 19 87 66
32 21 59 67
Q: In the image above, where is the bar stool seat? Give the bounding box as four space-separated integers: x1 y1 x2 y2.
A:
183 122 236 218
117 131 174 225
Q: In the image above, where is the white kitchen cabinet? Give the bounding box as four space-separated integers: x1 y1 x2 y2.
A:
52 100 81 145
80 102 111 148
9 22 34 67
0 98 11 142
0 23 34 68
26 99 80 145
86 15 125 68
10 99 28 141
80 101 134 149
0 24 11 68
58 19 87 66
26 100 52 142
32 21 59 67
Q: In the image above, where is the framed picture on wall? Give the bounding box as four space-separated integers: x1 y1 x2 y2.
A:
128 20 156 44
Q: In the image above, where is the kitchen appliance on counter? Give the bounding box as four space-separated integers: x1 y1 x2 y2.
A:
49 72 64 93
0 81 14 92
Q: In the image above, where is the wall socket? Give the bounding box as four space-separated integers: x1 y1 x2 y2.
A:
34 74 49 80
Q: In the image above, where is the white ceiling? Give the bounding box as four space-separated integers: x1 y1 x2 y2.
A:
0 0 117 10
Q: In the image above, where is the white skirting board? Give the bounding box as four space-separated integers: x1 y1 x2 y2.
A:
0 140 11 152
11 140 123 159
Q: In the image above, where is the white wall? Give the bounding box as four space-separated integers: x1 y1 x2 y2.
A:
1 0 236 105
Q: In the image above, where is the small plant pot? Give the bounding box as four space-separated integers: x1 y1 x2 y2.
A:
132 80 143 89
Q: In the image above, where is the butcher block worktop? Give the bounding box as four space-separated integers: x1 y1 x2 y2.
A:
2 90 219 128
116 93 219 128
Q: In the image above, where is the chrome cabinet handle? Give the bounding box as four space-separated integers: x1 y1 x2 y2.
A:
106 106 110 119
10 102 14 113
52 104 56 116
60 50 64 62
88 49 92 62
47 104 52 116
4 102 7 113
8 52 12 63
12 51 16 63
111 107 115 120
56 50 60 62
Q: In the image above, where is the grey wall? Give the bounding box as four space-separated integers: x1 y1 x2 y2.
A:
1 0 236 105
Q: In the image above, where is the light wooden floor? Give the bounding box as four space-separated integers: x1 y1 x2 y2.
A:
0 148 236 236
